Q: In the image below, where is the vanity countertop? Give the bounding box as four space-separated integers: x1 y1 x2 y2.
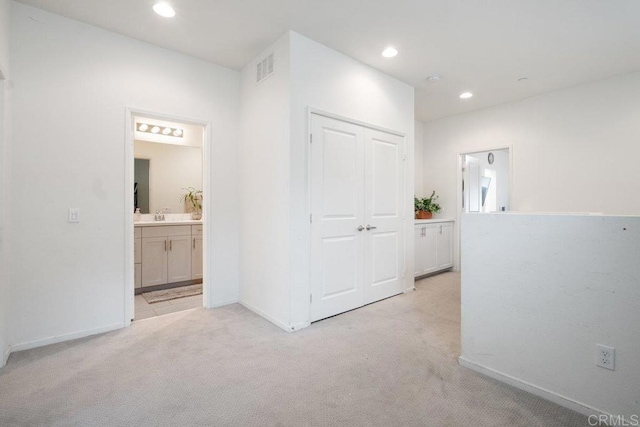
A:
415 218 455 224
135 220 203 227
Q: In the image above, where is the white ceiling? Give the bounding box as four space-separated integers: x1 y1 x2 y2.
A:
16 0 640 122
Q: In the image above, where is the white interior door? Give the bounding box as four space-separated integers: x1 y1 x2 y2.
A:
310 114 404 321
464 156 481 213
363 128 404 304
310 115 365 322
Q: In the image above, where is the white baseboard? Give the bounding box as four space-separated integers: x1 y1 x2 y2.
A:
290 321 310 331
2 346 9 367
458 356 608 418
9 322 125 353
209 297 239 308
239 300 295 333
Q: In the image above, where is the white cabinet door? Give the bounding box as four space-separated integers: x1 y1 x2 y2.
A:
423 225 439 274
310 115 365 322
134 238 142 264
167 235 192 283
142 237 168 287
134 264 142 289
192 235 203 280
436 223 453 269
363 128 404 304
414 226 424 276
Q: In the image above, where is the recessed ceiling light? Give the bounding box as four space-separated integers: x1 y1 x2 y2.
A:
151 126 161 134
381 47 398 58
153 2 176 18
459 92 473 99
426 75 442 83
173 129 183 137
162 127 172 135
138 124 148 132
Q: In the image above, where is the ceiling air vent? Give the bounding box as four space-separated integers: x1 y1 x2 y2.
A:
256 52 275 84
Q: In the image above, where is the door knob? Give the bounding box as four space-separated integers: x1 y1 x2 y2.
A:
357 225 365 231
366 225 377 231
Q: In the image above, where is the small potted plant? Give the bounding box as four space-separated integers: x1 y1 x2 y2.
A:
415 191 441 219
181 187 203 220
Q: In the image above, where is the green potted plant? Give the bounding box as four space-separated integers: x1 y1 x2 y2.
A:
181 187 203 220
415 191 441 219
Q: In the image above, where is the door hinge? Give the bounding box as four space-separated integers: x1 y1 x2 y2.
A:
310 214 313 223
402 153 406 161
310 294 313 303
310 134 313 144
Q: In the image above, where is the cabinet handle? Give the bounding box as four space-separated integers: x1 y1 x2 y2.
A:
365 224 377 231
193 238 196 249
170 240 173 251
439 225 442 234
164 240 167 252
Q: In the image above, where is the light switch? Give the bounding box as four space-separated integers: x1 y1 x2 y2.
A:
69 208 80 223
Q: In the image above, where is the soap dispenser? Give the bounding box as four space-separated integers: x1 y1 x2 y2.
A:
134 208 142 222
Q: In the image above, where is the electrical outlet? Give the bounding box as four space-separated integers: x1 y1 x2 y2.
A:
596 344 615 370
69 208 80 223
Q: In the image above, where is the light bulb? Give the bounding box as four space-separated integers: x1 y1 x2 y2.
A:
381 47 398 58
153 2 175 18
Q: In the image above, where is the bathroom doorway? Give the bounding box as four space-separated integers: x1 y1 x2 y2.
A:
125 110 210 323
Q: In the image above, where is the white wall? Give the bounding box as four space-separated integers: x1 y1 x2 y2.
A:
238 33 292 329
8 3 239 351
414 120 425 197
423 71 640 269
237 31 415 331
288 32 415 327
0 0 11 367
460 213 640 419
134 140 203 214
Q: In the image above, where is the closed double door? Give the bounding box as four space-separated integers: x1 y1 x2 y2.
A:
310 114 405 322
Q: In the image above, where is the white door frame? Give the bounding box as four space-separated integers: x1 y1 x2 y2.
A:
307 108 409 321
124 107 212 325
455 145 513 270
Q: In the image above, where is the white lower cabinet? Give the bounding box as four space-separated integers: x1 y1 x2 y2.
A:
141 236 169 287
414 221 454 278
134 237 142 289
192 235 203 280
138 225 199 288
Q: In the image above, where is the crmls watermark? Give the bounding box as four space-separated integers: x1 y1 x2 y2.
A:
588 414 640 426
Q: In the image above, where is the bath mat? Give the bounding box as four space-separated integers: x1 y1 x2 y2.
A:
142 284 202 304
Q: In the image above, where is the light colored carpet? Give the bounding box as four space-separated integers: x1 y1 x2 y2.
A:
142 284 203 304
0 272 586 426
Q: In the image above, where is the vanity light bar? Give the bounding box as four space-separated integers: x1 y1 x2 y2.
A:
136 122 184 138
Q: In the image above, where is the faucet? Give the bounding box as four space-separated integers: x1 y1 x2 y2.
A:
154 209 165 221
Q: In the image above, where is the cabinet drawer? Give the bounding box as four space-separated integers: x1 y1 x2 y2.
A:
192 224 203 236
141 225 191 238
134 227 141 239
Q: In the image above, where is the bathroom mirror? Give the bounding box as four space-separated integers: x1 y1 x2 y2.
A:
134 141 203 214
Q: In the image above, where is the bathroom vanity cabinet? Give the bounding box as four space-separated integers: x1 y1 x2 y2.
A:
134 223 203 290
414 219 454 277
